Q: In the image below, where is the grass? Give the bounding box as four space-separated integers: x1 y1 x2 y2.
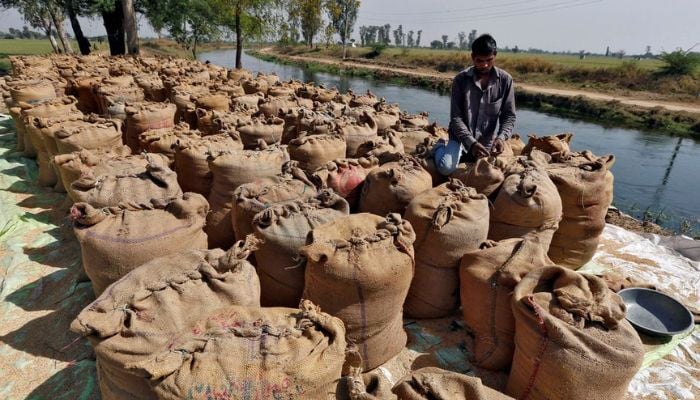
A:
277 45 699 103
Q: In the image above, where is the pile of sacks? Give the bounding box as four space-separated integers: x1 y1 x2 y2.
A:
1 55 642 400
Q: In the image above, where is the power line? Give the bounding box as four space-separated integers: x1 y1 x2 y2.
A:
359 0 602 25
360 0 539 16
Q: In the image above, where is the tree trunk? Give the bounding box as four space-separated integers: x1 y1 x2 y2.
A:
122 0 139 54
102 0 126 56
40 17 60 53
235 8 243 69
48 6 73 54
66 2 91 55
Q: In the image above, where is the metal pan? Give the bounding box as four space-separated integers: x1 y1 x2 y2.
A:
618 288 694 337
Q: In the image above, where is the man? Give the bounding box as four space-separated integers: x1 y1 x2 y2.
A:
434 33 516 176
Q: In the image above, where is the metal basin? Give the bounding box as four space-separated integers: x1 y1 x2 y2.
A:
618 288 694 337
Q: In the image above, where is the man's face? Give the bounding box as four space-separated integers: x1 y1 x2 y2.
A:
471 52 496 76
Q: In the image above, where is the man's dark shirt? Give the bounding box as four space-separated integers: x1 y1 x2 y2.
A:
448 66 516 151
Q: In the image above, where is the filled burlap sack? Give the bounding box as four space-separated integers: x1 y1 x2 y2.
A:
288 133 348 173
413 137 448 187
70 155 182 207
253 190 350 307
388 368 513 400
173 132 243 197
192 92 230 111
73 76 101 113
170 84 209 127
312 157 380 210
258 95 299 118
521 132 573 156
232 170 316 245
349 90 380 108
488 167 562 251
506 266 644 400
547 154 615 269
504 133 525 156
237 116 285 148
53 146 153 198
355 130 405 161
302 213 416 371
71 193 209 296
70 238 265 400
206 143 288 249
54 118 123 154
96 86 146 122
450 157 505 196
338 112 379 157
124 102 178 152
459 235 553 371
403 180 489 318
21 97 82 187
9 79 57 104
8 106 29 153
359 156 432 216
195 108 251 136
137 122 201 165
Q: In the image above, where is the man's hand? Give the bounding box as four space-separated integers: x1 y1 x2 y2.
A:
471 142 489 158
491 138 505 155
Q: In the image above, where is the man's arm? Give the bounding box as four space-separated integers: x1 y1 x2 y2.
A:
497 78 516 140
449 74 476 149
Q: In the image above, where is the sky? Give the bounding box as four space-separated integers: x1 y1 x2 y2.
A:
1 0 699 54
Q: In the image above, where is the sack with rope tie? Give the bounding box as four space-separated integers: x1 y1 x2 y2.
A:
403 179 489 318
459 234 553 371
252 190 350 307
301 213 416 372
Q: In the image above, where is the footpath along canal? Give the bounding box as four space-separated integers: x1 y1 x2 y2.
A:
201 50 700 235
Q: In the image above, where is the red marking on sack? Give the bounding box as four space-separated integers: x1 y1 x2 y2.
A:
520 294 550 400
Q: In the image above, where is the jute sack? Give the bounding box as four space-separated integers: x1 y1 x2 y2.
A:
547 154 615 269
288 133 347 173
301 213 416 372
390 368 513 400
459 235 553 371
138 122 201 165
54 118 123 154
70 239 263 400
338 112 380 157
349 90 380 108
124 102 177 152
192 92 230 111
70 156 182 207
71 193 209 296
21 98 82 187
506 266 644 400
414 137 448 187
195 108 251 136
312 157 380 210
173 133 243 197
53 147 159 198
253 190 349 307
488 168 562 251
8 106 28 153
237 116 285 148
521 133 573 156
73 76 101 113
359 156 432 216
9 79 56 104
504 134 526 156
232 170 316 244
450 157 505 196
96 86 146 122
354 130 405 161
206 143 288 249
403 180 489 318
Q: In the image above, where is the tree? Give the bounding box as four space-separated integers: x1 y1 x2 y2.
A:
101 0 126 55
215 0 280 69
392 27 400 47
441 34 447 48
416 29 422 47
605 45 610 57
457 31 466 49
325 0 359 59
2 0 65 52
406 30 414 48
323 22 334 47
149 0 220 59
512 45 519 53
430 39 443 49
62 0 92 54
122 0 138 54
382 23 390 45
288 0 323 48
658 48 700 76
447 41 456 49
467 29 477 47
